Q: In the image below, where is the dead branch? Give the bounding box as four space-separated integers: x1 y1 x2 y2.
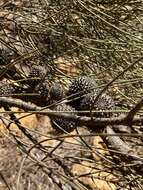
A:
0 97 143 128
126 98 143 126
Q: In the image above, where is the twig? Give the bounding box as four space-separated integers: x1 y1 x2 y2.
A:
3 104 38 144
126 98 143 126
90 56 143 111
0 172 11 190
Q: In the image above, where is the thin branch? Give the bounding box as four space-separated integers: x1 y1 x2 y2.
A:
0 172 11 190
126 98 143 125
0 97 142 128
91 56 143 111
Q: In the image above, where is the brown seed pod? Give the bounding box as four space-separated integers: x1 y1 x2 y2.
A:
27 65 46 87
49 83 65 101
67 76 97 109
80 90 115 117
51 103 76 133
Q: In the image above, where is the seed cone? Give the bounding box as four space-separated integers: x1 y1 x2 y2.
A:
79 90 115 117
27 65 46 87
51 103 76 133
0 82 15 96
35 81 49 98
49 83 65 101
67 76 97 109
0 82 27 107
32 81 50 106
0 82 25 96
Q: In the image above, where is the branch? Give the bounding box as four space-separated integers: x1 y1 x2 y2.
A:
1 97 142 164
126 98 143 126
0 97 143 128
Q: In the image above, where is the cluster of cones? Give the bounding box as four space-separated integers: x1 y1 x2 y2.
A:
0 64 114 133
